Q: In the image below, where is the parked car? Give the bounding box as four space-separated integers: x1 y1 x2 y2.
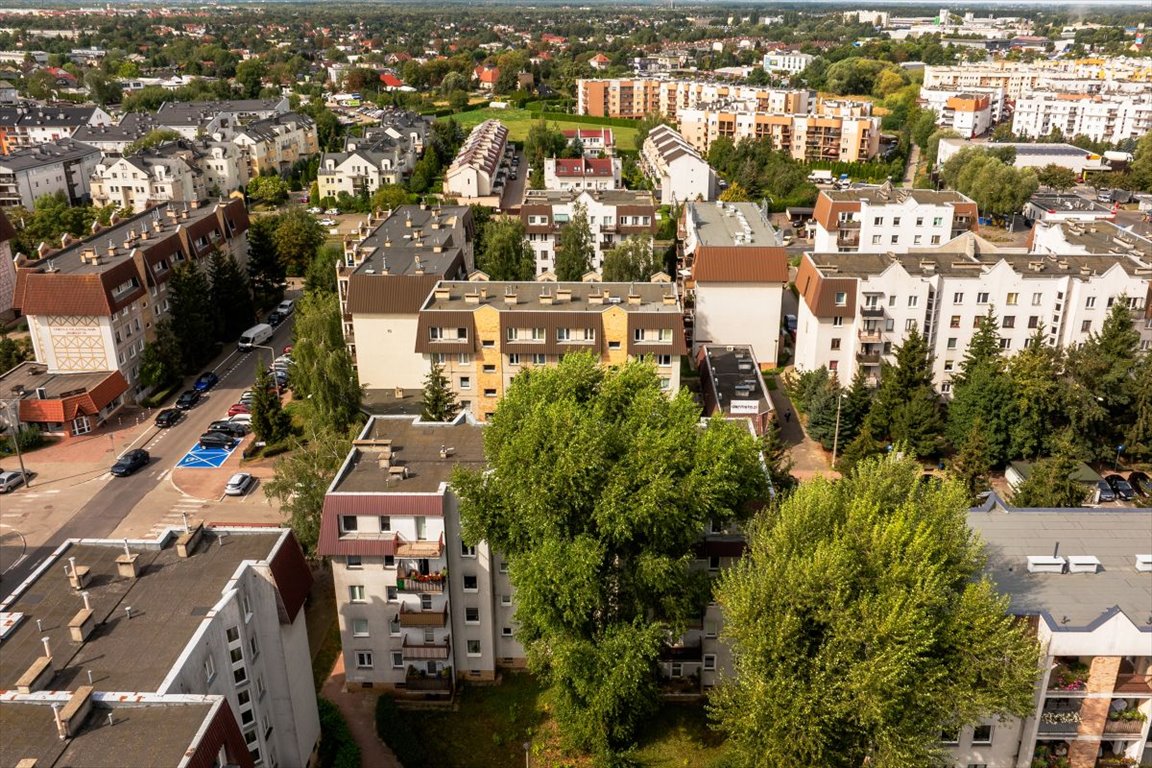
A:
228 413 253 426
199 431 236 449
176 390 201 409
266 310 284 327
224 472 257 496
1095 479 1117 503
227 403 251 416
273 354 294 367
155 408 183 428
208 420 249 437
1128 471 1151 497
0 470 29 493
307 206 322 214
238 390 255 405
193 371 220 392
318 218 337 227
276 299 295 316
111 449 150 477
1104 473 1136 501
324 208 339 215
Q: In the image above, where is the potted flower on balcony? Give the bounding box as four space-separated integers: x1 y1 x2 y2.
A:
1049 662 1089 691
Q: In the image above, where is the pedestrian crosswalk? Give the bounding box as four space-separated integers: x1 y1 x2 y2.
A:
144 496 211 540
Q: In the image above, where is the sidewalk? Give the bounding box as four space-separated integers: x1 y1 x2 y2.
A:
321 655 403 768
767 373 839 482
9 406 157 488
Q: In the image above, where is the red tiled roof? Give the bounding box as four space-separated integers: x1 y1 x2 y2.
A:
473 65 499 84
552 157 615 177
561 128 613 144
379 73 404 88
693 246 789 283
17 370 129 425
268 531 313 624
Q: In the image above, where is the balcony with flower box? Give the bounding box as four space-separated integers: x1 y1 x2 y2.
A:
396 570 447 594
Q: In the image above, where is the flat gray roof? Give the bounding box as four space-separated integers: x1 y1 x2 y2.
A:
0 362 118 399
687 201 777 248
0 138 98 171
701 344 771 414
0 532 282 692
1050 220 1152 260
332 416 486 495
806 246 1147 280
968 509 1152 630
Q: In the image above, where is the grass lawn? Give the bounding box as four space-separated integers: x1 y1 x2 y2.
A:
452 108 640 151
405 673 730 768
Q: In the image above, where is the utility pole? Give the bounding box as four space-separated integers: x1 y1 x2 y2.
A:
1 398 30 488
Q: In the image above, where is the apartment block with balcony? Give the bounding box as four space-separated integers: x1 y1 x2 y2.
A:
542 156 622 192
641 124 717 206
10 199 250 406
520 188 658 275
576 78 811 120
317 414 523 693
922 58 1152 102
443 120 509 201
920 85 1008 129
794 239 1152 392
90 139 249 213
949 506 1152 768
414 280 686 421
0 138 100 209
676 104 881 162
231 112 319 178
811 187 979 254
1011 91 1152 145
338 204 474 393
0 527 320 768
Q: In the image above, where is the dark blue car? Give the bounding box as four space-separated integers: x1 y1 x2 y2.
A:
194 371 220 392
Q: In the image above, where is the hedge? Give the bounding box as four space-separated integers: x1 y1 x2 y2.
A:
529 110 642 129
139 380 182 409
317 698 361 768
375 695 428 767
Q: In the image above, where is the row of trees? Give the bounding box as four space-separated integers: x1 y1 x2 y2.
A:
787 301 1150 506
938 147 1040 220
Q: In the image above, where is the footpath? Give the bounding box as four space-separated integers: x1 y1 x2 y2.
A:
321 655 404 768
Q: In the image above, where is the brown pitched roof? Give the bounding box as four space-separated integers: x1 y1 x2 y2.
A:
17 371 128 424
693 246 788 283
796 253 857 319
268 531 313 624
346 274 443 315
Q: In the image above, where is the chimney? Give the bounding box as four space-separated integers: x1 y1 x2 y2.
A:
539 288 554 305
663 292 677 305
627 291 642 305
433 285 450 300
555 288 572 303
503 289 518 305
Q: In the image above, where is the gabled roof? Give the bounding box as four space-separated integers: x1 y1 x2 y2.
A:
551 157 616 177
693 246 789 283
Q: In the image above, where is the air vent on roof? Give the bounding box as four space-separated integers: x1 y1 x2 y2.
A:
1066 555 1100 574
1026 555 1066 573
1136 554 1152 573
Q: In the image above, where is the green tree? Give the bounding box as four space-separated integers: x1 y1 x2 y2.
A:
837 418 888 474
264 424 352 554
138 319 182 390
837 366 874 448
420 362 458 422
167 260 218 373
946 311 1015 466
248 175 290 206
524 120 566 181
601 236 660 282
207 249 255 342
950 418 994 504
290 291 361 434
554 201 594 281
235 59 266 99
1124 353 1152 461
1007 328 1068 460
718 181 751 202
274 208 326 276
1010 429 1088 508
305 244 342 295
1035 163 1078 192
712 455 1039 768
0 332 31 374
250 365 291 443
83 70 122 106
804 381 843 450
452 353 768 758
476 217 534 280
761 418 796 495
1129 131 1152 192
369 184 410 212
1064 300 1141 457
924 128 961 169
868 327 944 457
246 215 286 309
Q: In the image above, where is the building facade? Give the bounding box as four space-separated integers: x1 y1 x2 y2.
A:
415 280 686 421
520 188 658 275
641 124 717 206
443 120 509 201
761 51 814 74
811 187 979 254
577 78 811 120
542 156 622 192
90 139 249 213
231 112 319 178
1011 91 1152 144
922 58 1152 102
0 138 100 208
676 104 881 162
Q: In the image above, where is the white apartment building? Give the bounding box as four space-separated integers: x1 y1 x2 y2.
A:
153 98 291 141
677 103 881 162
543 156 622 192
577 78 811 120
443 120 509 201
317 117 429 200
811 187 979 254
922 58 1152 101
0 138 100 208
762 51 814 74
520 188 658 275
90 140 249 213
794 236 1152 390
641 124 717 206
1011 91 1152 144
681 201 787 366
920 86 1008 126
230 112 319 177
949 505 1152 768
561 128 615 156
0 527 321 768
318 415 524 691
0 105 114 149
935 138 1110 176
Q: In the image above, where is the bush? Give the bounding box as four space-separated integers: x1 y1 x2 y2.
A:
317 698 361 768
1 426 46 454
140 380 182 408
375 695 428 766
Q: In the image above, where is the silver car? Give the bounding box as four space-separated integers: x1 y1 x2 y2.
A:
0 470 29 493
224 472 256 496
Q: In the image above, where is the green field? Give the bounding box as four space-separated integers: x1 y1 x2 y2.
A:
452 108 640 151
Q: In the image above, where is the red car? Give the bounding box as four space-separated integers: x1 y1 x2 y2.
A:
227 403 251 416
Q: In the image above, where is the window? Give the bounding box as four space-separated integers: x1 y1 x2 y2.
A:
582 328 596 341
659 377 671 390
873 216 883 225
930 235 940 245
1002 316 1015 329
703 654 717 671
832 316 844 327
355 651 373 669
461 542 477 557
932 217 943 227
352 619 369 637
227 626 240 644
943 360 954 371
346 555 363 569
971 725 993 745
656 354 671 366
708 555 721 571
940 382 951 394
905 319 917 331
913 235 922 245
907 296 917 307
340 515 358 533
415 516 427 540
977 292 989 304
1032 292 1043 306
458 353 470 364
634 328 644 341
828 361 838 371
465 607 480 624
463 574 478 591
482 339 495 348
233 664 248 685
466 640 481 656
658 328 672 342
431 352 446 365
915 217 924 226
501 626 514 637
531 354 546 366
500 594 513 606
379 516 391 532
420 594 432 611
888 295 897 307
830 338 841 351
483 364 496 373
507 353 520 365
671 663 683 678
871 235 881 245
998 338 1011 350
953 292 963 304
483 388 498 397
834 291 847 306
1028 316 1039 329
1006 292 1018 306
950 315 960 328
531 327 545 341
940 729 959 745
704 620 718 638
608 341 621 350
204 656 216 683
498 560 508 574
1085 296 1096 308
1081 320 1091 333
892 216 901 226
429 327 443 340
391 652 404 668
389 616 401 634
459 376 471 390
386 586 397 601
556 328 570 341
890 235 899 245
349 585 365 603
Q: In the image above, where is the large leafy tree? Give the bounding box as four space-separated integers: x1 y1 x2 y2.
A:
1010 429 1088 508
867 327 943 457
264 424 351 554
0 332 32 375
452 354 768 758
950 419 994 504
290 291 361 435
250 365 292 443
246 215 286 309
1124 353 1152 461
138 319 182 389
712 455 1039 768
554 201 595 281
476 217 534 280
420 362 459 422
601 236 661 282
273 207 325 276
208 248 256 342
167 260 218 373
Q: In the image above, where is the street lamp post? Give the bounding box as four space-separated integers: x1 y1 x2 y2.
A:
830 392 847 470
251 345 282 396
0 398 30 488
523 741 531 768
1115 444 1124 471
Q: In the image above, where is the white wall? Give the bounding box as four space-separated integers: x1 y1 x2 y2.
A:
694 283 783 367
351 314 425 390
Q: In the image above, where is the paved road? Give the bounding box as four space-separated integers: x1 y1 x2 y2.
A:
903 143 921 185
0 317 295 591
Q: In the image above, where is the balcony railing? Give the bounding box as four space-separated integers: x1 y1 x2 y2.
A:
1102 719 1145 736
398 605 448 628
857 351 882 365
860 307 884 318
401 637 451 660
396 574 446 594
858 329 882 342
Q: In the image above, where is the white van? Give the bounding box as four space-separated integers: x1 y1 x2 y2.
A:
238 323 273 352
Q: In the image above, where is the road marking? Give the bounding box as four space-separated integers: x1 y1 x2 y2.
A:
157 469 170 481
